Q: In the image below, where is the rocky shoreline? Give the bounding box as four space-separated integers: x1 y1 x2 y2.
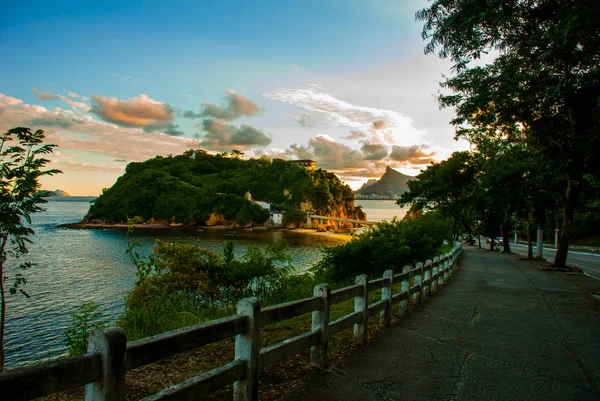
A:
60 221 352 242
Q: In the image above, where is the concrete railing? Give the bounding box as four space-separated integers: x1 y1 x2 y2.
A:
0 244 462 401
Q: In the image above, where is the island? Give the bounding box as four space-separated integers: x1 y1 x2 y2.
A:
37 189 71 197
75 150 365 230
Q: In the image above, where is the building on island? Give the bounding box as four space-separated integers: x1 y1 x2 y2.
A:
288 159 316 170
245 191 284 226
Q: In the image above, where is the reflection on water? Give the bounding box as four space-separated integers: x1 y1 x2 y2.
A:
4 197 344 368
355 199 408 222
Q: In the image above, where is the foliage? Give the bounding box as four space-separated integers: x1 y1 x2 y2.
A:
88 151 362 226
313 213 449 283
417 0 600 266
64 302 106 356
0 127 61 370
119 239 298 340
398 151 476 240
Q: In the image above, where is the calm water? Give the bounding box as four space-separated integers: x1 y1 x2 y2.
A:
356 199 408 222
4 198 403 368
4 197 347 368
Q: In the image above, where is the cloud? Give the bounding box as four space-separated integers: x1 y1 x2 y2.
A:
90 94 182 135
113 159 128 163
184 89 263 121
340 130 367 140
298 114 317 128
178 93 194 97
63 90 89 101
199 118 272 149
0 93 23 108
0 92 200 174
32 88 89 111
283 135 375 172
389 145 436 165
254 133 437 183
91 94 173 126
262 86 425 146
29 113 75 129
361 143 389 161
53 160 126 173
33 88 59 101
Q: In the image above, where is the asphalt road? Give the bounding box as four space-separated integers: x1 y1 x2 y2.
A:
507 243 600 280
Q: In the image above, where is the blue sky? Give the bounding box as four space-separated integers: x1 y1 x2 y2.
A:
0 0 466 195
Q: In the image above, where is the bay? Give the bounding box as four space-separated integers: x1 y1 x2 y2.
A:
4 197 404 368
355 199 408 222
4 197 343 368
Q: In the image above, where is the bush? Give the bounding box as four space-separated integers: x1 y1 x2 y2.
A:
313 212 449 283
119 240 297 340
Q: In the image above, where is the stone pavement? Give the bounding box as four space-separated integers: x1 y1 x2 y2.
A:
284 247 600 401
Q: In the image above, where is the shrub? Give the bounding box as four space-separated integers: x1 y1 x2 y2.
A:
313 212 449 283
64 302 106 356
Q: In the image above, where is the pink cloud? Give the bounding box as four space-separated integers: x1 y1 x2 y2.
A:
90 94 173 127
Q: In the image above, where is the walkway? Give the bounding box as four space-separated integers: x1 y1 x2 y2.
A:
284 247 600 401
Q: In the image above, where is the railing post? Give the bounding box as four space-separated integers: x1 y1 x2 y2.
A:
431 257 439 295
438 255 446 287
234 297 260 401
311 284 331 368
449 249 455 276
400 265 411 315
444 253 450 283
380 270 393 327
412 262 423 305
85 328 127 401
354 274 369 345
422 260 432 300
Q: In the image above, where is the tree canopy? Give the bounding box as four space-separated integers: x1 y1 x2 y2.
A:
88 150 363 226
417 0 600 267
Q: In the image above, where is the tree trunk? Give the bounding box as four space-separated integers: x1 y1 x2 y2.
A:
502 214 511 253
527 221 533 259
535 226 544 258
0 261 5 371
553 179 578 268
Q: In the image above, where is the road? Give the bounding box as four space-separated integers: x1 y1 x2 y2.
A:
507 243 600 280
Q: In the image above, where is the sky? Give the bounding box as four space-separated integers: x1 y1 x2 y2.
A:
0 0 468 195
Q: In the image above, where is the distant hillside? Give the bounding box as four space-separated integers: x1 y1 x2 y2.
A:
38 189 71 197
357 179 378 193
356 166 413 195
87 150 364 226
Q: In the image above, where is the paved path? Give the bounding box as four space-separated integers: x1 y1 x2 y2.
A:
284 247 600 401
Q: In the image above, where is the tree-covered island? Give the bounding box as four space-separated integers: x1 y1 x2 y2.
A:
81 150 364 228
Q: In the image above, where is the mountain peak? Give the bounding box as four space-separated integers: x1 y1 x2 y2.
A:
355 168 413 195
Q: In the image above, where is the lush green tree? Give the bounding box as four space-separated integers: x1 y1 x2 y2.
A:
417 0 600 267
398 151 477 241
89 151 362 227
0 127 60 370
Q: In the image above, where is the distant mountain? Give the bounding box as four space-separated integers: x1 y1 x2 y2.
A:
357 179 378 193
38 189 71 197
355 166 413 195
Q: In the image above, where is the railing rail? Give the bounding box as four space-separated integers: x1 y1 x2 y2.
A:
0 243 462 401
